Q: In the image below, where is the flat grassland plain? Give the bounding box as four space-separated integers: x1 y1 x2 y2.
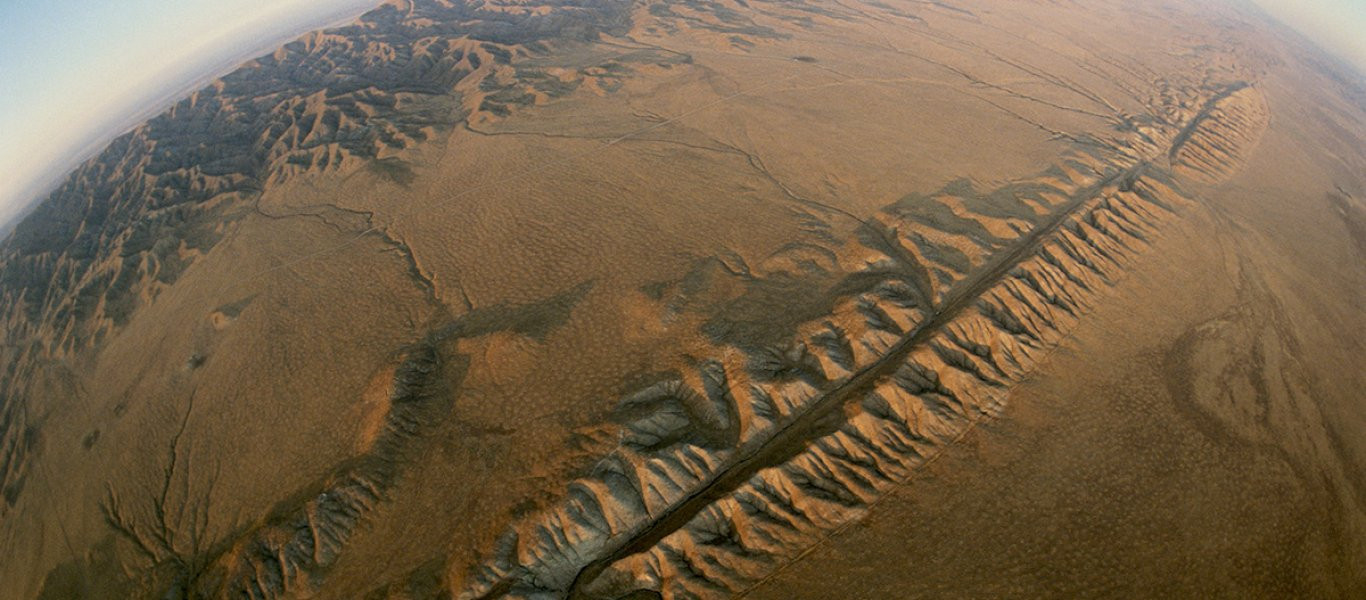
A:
0 0 1363 598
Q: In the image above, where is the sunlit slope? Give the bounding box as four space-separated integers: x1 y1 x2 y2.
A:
0 0 1363 599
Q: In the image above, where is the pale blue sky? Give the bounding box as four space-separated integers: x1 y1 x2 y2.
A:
0 0 1364 228
0 0 376 227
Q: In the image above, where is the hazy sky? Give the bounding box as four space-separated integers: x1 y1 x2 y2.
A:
0 0 376 227
1253 0 1366 71
1 0 1365 229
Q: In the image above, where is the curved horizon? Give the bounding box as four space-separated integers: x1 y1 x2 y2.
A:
1 0 1364 232
0 0 379 231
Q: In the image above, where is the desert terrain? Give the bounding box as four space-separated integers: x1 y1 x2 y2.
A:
0 0 1363 598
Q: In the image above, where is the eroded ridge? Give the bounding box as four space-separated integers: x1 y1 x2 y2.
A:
0 0 638 519
457 81 1258 599
196 342 450 599
576 173 1187 599
1170 84 1270 183
176 280 594 598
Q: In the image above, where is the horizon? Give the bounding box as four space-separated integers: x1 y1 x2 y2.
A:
1 0 1365 232
1251 0 1366 75
0 0 377 231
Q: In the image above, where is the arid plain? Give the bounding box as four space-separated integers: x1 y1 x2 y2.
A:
0 0 1363 598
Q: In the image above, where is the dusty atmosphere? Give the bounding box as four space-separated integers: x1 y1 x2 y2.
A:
0 0 1363 598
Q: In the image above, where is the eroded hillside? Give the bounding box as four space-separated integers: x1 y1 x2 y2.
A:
1 0 1364 599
